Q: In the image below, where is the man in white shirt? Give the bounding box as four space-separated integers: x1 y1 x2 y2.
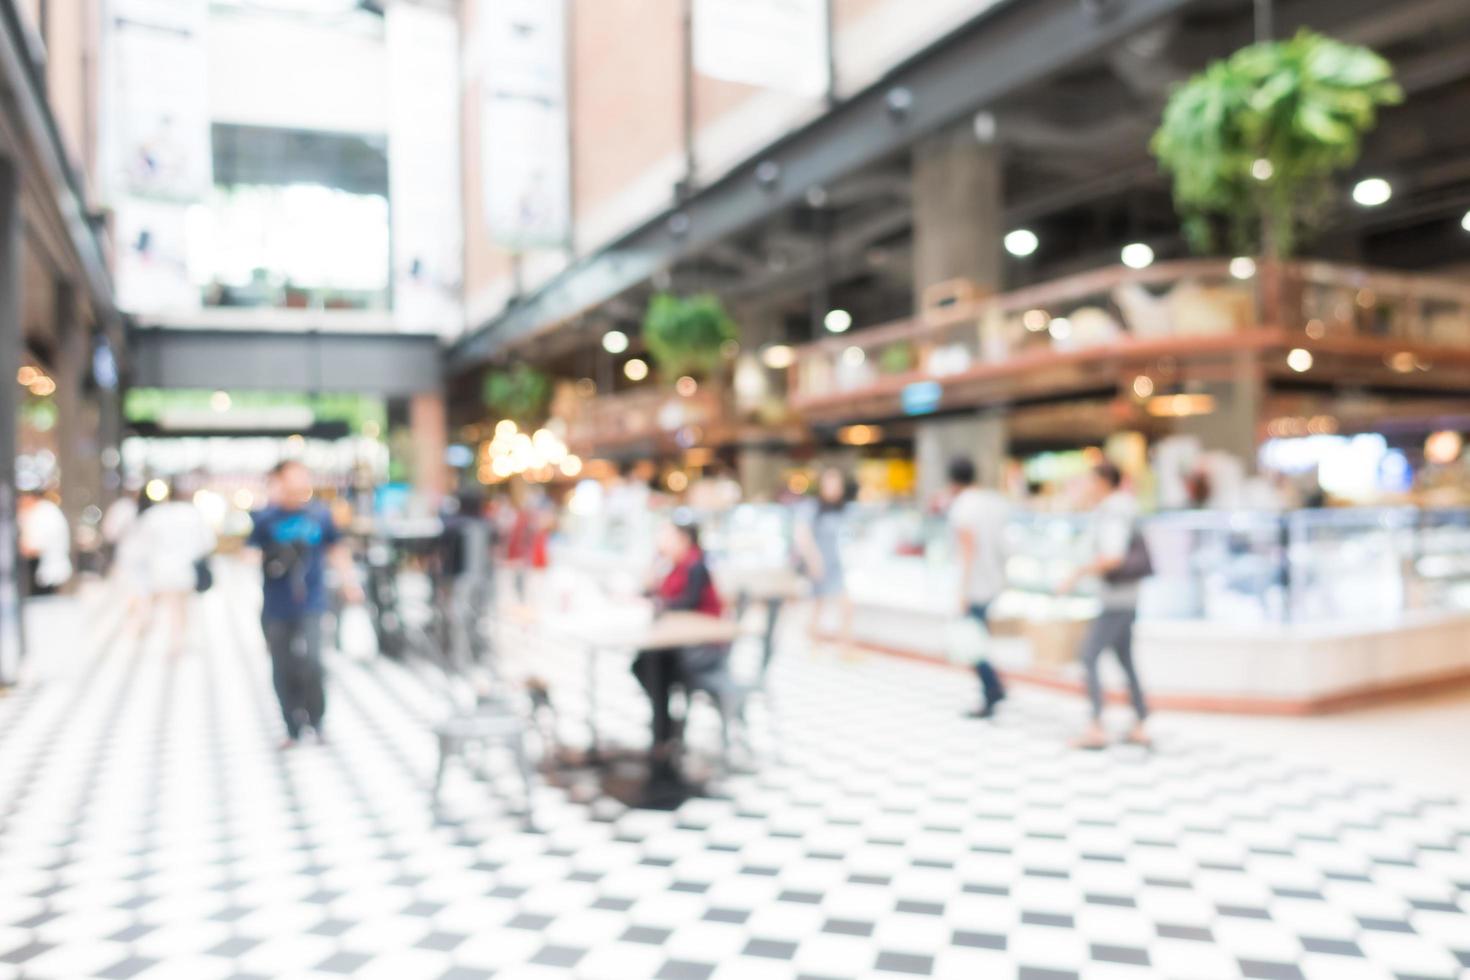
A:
948 457 1010 718
1059 462 1151 749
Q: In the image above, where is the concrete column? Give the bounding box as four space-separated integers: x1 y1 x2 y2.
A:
52 285 90 555
911 125 1004 301
1174 352 1264 474
915 410 1007 503
910 127 1009 504
409 391 448 508
0 160 24 682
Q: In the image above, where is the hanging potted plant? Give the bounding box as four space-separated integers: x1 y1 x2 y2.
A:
642 292 738 381
482 363 551 425
1151 30 1400 317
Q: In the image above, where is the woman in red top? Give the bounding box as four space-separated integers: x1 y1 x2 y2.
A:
634 519 726 764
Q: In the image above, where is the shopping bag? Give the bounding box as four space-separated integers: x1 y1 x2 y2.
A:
337 602 378 659
943 615 991 666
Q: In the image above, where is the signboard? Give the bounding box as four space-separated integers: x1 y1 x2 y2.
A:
901 381 943 416
478 0 571 250
693 0 830 97
388 4 463 334
102 0 212 201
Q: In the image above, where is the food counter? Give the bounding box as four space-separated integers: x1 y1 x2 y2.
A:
551 500 1470 712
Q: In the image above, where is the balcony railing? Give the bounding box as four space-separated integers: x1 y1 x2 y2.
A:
563 385 728 452
791 260 1470 412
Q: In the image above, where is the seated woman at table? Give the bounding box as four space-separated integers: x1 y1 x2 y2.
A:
634 518 733 765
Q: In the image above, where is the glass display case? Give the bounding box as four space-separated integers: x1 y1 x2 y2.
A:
826 504 1470 627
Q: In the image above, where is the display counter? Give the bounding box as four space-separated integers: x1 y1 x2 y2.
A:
550 500 1470 712
833 504 1470 713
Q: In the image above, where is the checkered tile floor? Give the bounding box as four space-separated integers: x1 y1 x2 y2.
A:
1 564 1468 980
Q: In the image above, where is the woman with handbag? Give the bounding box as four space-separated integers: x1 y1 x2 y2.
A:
1057 463 1153 749
136 481 216 657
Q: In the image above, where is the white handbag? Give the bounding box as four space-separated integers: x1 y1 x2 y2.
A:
943 615 991 666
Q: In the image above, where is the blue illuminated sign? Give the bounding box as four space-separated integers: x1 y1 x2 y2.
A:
901 380 942 416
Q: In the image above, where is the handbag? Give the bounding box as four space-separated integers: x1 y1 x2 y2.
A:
1103 527 1153 585
194 557 214 593
943 615 990 666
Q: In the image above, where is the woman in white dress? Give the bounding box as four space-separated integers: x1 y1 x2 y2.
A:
135 483 215 655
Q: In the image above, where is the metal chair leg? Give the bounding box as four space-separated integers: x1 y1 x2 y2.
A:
511 734 535 827
433 733 455 805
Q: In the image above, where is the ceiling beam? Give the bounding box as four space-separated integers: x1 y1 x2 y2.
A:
447 0 1214 371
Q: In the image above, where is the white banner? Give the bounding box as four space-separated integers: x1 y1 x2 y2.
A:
387 4 463 335
479 0 570 250
693 0 829 98
102 0 212 202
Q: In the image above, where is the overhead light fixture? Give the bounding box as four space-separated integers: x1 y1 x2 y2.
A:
1426 430 1464 465
602 330 629 354
1132 375 1155 398
1287 348 1314 373
1385 351 1416 374
841 346 866 367
623 358 649 381
824 309 853 333
1146 393 1216 418
1022 309 1049 332
761 344 796 370
837 424 884 446
1121 242 1155 269
1352 178 1391 207
1229 257 1256 280
1048 317 1072 341
1004 229 1039 257
1462 210 1470 232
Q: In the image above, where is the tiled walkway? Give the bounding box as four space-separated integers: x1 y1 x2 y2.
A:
1 565 1468 980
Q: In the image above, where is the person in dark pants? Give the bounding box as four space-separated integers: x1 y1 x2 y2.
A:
1059 462 1151 749
247 461 363 749
947 458 1010 718
633 518 728 769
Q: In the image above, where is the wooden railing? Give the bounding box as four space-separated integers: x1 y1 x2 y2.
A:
790 260 1470 409
563 386 728 451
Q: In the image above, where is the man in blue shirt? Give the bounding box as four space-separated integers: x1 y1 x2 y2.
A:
247 460 362 747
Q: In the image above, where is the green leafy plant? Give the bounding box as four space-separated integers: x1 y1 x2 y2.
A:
482 364 550 423
878 342 915 375
1151 30 1401 258
642 292 738 379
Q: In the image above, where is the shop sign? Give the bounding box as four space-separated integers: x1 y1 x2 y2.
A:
693 0 830 97
901 380 943 416
478 0 571 250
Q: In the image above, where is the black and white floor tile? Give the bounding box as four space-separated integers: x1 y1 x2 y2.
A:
1 565 1468 980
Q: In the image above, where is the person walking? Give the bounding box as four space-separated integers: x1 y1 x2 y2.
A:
794 467 854 652
17 489 71 597
1059 462 1152 749
247 461 363 748
134 482 214 656
947 458 1010 718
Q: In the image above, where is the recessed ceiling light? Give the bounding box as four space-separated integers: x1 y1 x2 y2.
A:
1004 229 1039 258
1121 243 1155 269
824 309 852 333
1352 178 1391 207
